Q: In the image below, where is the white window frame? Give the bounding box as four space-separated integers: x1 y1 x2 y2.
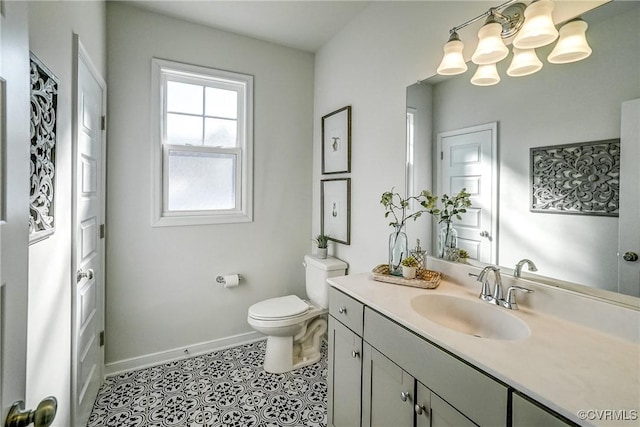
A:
151 58 253 226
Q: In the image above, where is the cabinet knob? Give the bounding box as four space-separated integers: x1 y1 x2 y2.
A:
338 306 347 314
351 350 360 358
414 404 427 415
400 391 411 402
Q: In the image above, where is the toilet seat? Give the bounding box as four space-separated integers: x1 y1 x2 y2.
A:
248 295 309 321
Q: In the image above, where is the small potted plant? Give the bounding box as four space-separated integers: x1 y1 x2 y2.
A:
457 249 469 263
313 234 329 259
401 256 419 279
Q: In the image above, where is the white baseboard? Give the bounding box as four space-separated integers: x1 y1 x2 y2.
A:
104 331 264 377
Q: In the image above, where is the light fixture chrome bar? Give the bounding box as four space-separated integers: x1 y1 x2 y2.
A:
449 0 521 34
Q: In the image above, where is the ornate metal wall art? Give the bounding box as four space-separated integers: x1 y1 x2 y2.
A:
531 139 620 216
29 53 59 242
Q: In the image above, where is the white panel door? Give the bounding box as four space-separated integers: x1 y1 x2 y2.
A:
72 36 106 427
618 99 640 297
437 123 498 263
2 2 59 425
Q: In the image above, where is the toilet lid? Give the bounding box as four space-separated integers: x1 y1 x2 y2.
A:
248 295 309 320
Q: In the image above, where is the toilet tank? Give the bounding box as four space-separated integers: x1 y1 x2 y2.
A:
304 255 348 308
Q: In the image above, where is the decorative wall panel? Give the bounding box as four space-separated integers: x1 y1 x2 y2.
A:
531 139 620 216
29 53 59 242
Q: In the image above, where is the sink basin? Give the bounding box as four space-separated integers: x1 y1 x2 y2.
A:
410 294 530 341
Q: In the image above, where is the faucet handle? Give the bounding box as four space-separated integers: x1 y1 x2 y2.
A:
470 272 494 302
502 286 534 310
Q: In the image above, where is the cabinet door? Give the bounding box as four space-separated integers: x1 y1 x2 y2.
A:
328 316 362 427
431 393 477 427
362 343 414 427
512 393 573 427
415 382 477 427
415 381 431 427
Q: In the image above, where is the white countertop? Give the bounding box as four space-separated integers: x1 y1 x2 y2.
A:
328 273 640 427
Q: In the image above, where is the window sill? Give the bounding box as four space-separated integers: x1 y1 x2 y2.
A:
152 212 253 227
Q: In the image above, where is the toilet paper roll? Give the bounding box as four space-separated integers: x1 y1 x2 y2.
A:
216 274 240 288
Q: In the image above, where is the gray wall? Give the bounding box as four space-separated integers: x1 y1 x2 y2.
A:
106 3 314 365
431 5 640 290
313 1 494 274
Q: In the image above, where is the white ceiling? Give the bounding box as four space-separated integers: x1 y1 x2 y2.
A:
124 1 371 52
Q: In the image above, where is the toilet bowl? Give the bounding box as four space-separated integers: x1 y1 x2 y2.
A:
247 255 348 373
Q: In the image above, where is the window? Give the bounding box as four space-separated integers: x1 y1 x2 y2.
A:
152 59 253 226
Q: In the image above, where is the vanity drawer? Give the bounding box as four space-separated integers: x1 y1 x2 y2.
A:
364 307 508 427
329 287 364 336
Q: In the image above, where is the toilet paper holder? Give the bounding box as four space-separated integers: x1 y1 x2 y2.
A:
216 274 242 285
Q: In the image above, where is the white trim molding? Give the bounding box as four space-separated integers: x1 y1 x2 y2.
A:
104 331 264 377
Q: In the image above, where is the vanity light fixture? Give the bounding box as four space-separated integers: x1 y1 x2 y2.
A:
435 0 592 86
548 19 592 64
436 31 468 75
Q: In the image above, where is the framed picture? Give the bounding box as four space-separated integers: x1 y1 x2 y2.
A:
29 52 59 243
321 178 351 245
322 106 351 174
530 139 620 216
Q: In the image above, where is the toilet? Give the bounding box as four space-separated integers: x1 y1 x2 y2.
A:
247 255 348 373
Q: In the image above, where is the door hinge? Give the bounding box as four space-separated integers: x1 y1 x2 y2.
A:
100 331 105 347
100 224 105 239
101 115 106 131
441 151 444 160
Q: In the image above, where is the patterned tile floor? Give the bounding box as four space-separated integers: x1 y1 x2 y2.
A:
88 340 328 427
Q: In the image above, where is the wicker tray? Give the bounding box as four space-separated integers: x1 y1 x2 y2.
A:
371 264 441 289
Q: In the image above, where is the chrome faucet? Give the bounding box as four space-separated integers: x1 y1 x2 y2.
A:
469 266 534 309
475 266 502 305
514 258 538 278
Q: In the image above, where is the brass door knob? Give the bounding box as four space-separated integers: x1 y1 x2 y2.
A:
5 397 57 427
623 251 639 262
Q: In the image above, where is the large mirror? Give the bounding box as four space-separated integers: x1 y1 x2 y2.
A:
407 1 639 305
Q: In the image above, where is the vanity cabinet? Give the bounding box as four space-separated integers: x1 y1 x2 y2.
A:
362 342 476 427
328 287 571 427
512 392 575 427
328 288 364 427
363 307 507 426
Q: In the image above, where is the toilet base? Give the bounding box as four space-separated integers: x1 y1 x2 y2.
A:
263 317 327 374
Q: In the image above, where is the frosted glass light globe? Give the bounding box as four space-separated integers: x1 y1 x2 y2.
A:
513 0 558 49
471 63 501 86
472 22 509 65
507 48 543 77
437 37 468 75
548 19 592 64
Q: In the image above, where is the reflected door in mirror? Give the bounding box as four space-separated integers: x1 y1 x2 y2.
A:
437 123 498 263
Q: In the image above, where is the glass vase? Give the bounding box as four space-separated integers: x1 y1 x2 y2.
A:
438 222 459 261
389 225 408 276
